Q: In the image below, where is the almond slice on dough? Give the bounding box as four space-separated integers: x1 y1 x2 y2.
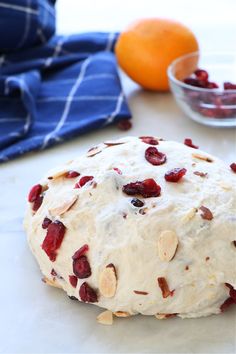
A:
157 230 178 262
47 169 69 180
49 195 78 216
113 311 130 318
155 313 177 320
97 310 113 325
181 208 197 223
192 153 213 163
87 146 103 157
99 264 117 298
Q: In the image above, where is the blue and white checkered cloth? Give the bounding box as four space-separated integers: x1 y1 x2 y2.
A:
0 1 131 163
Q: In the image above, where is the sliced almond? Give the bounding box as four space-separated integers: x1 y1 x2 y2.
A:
199 205 213 220
99 264 117 298
181 208 197 223
49 195 78 217
104 142 125 147
155 314 167 320
155 313 177 320
113 311 130 318
96 310 113 325
157 230 178 262
42 184 49 192
87 146 102 157
47 169 68 180
218 181 232 190
42 277 62 289
192 153 213 163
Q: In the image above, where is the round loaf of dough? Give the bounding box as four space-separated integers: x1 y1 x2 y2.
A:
24 137 236 319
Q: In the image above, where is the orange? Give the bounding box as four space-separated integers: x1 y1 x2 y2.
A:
115 18 199 91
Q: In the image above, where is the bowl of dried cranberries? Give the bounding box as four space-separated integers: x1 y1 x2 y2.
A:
168 52 236 127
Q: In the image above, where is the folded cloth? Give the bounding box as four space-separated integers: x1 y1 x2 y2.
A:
0 3 131 164
0 0 56 51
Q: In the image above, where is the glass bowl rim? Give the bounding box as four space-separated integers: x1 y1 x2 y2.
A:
167 51 236 93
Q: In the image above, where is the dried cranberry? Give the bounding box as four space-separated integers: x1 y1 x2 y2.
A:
140 136 159 145
131 198 144 207
42 217 52 229
199 107 222 118
225 283 236 302
145 147 166 166
75 176 94 188
117 119 132 131
41 221 66 262
165 168 187 182
69 275 78 288
113 167 122 175
220 297 235 312
184 78 203 87
229 288 236 302
123 179 161 198
139 179 161 198
184 70 219 90
79 176 93 187
73 256 91 279
221 93 236 105
32 195 44 212
225 283 233 290
184 138 199 149
72 244 89 260
199 206 213 220
230 163 236 173
194 69 209 82
28 184 42 202
224 82 236 90
51 269 57 277
65 171 80 178
206 82 219 89
50 269 63 279
79 282 98 303
186 91 200 101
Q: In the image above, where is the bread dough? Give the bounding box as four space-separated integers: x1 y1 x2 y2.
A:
24 137 236 318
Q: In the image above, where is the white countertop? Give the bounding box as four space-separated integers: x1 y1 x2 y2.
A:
0 1 236 353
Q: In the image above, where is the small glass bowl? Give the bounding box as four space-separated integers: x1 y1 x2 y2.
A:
168 52 236 127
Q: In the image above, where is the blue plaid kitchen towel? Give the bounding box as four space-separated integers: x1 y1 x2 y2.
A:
0 1 131 163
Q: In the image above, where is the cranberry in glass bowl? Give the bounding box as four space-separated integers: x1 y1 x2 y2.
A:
168 52 236 127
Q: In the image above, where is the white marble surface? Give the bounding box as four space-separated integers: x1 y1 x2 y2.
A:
0 1 236 353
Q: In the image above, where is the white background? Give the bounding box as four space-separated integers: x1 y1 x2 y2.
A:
0 0 236 353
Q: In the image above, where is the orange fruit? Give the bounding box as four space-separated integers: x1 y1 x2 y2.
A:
115 18 199 91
